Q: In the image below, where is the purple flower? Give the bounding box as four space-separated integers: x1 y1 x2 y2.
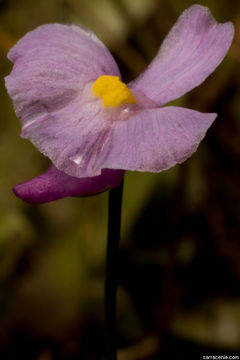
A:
5 5 234 204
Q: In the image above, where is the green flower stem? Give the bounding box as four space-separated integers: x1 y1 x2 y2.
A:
104 179 124 360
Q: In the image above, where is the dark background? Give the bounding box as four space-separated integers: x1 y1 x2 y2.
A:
0 0 240 359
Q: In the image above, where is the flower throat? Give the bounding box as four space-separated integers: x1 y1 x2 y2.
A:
92 75 137 107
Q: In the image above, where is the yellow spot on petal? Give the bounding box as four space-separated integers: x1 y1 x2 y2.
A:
92 75 137 107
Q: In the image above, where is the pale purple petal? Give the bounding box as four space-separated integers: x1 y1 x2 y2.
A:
20 94 114 178
129 5 234 106
5 23 120 126
103 107 217 172
13 166 124 204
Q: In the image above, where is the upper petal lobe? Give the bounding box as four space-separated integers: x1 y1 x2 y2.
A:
5 24 120 126
130 5 234 106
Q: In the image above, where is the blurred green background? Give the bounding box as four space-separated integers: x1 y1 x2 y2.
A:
0 0 240 359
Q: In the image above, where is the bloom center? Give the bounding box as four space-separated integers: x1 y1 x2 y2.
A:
92 75 137 107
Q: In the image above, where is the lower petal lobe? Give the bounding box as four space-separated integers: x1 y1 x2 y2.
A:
103 107 217 173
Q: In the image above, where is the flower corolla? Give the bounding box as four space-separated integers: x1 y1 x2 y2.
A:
5 5 234 203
